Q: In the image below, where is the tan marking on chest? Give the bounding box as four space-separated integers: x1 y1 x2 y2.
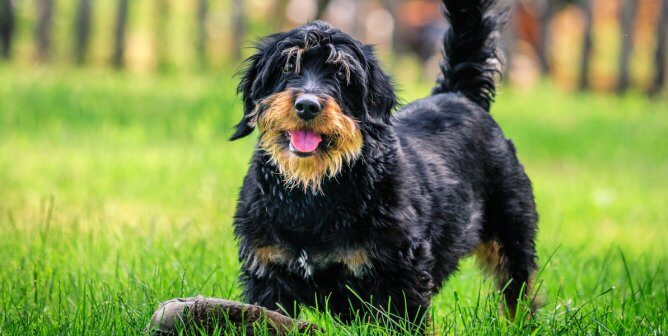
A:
333 249 371 277
247 245 372 278
253 246 293 264
247 246 293 277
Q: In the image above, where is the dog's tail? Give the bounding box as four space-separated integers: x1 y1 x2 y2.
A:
432 0 506 112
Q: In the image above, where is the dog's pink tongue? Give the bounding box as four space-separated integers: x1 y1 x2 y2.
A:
290 130 322 153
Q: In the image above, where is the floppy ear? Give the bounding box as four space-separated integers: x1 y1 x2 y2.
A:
232 33 287 140
363 45 397 123
231 52 263 140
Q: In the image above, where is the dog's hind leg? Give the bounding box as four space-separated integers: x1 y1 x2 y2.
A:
476 156 539 320
475 238 536 320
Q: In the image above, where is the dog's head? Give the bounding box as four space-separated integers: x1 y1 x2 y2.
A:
232 21 396 192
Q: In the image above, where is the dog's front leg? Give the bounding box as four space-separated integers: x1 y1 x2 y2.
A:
373 269 433 329
241 270 305 318
361 241 435 331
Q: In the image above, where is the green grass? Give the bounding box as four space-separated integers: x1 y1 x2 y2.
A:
0 65 666 335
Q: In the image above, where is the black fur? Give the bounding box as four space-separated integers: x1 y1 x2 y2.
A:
432 0 507 112
231 0 537 328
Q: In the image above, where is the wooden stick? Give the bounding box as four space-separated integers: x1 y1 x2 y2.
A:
147 296 321 335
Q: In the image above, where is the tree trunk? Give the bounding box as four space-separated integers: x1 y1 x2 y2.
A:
351 0 365 40
536 0 559 76
36 0 54 62
0 0 15 59
501 0 517 81
616 0 638 94
154 0 169 72
274 0 288 31
650 0 668 96
112 0 128 69
382 0 405 55
196 0 208 69
316 0 331 20
578 0 594 91
231 0 245 60
74 0 92 65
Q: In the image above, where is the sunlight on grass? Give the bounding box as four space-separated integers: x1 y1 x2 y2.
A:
0 67 666 335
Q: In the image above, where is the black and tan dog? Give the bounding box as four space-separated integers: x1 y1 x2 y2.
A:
230 0 538 328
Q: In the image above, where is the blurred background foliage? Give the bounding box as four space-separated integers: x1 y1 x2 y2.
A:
0 1 667 334
0 0 667 95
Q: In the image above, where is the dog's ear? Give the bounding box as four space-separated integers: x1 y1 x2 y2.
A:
231 52 262 140
231 34 284 140
363 45 397 123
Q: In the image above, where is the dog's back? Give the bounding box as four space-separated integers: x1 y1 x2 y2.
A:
394 0 509 181
393 0 507 200
394 0 539 318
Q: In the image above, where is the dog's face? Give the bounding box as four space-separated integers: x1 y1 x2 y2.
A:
232 21 396 192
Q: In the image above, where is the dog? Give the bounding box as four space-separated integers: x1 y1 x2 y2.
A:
230 0 538 328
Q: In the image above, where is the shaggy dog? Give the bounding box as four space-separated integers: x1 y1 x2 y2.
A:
230 0 538 328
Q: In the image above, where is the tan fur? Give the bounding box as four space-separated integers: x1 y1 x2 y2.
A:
475 240 537 320
252 246 292 265
253 90 363 192
247 246 292 277
474 240 509 287
335 248 371 277
249 245 372 277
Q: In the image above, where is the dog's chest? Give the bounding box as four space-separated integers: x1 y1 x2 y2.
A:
245 245 372 279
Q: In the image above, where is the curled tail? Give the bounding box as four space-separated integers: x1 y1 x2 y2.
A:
432 0 506 112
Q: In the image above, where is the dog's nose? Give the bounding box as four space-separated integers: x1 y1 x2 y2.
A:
294 94 322 121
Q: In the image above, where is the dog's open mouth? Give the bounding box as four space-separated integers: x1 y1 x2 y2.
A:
288 130 322 157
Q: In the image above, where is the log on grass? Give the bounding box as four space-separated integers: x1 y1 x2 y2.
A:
147 296 321 335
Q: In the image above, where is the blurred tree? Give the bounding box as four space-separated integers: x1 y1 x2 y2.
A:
0 0 14 59
36 0 54 62
393 0 447 69
273 0 288 31
501 0 518 79
351 0 364 39
231 0 245 60
384 0 406 54
650 0 668 96
535 0 562 75
617 0 638 94
521 0 579 76
578 0 594 91
112 0 128 69
154 0 170 72
196 0 208 69
74 0 93 65
316 0 331 19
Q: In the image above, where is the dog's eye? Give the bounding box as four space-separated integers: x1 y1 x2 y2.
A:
335 69 347 81
283 61 295 73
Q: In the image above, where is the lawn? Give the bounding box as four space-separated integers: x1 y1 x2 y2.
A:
0 65 666 335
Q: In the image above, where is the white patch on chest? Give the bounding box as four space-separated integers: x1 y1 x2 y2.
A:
296 250 314 277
